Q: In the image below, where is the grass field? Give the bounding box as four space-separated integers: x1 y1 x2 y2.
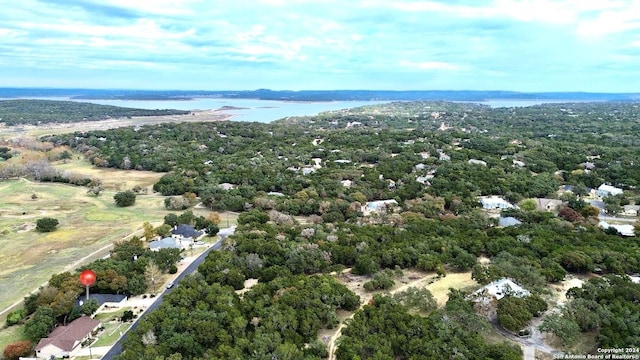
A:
0 178 175 311
0 154 181 316
0 325 26 355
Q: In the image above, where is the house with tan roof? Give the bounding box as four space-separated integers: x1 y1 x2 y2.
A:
35 316 101 359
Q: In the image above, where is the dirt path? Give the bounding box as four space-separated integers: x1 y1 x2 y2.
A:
491 317 563 358
326 273 439 360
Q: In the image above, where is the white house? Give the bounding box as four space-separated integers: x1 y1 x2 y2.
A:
149 237 182 251
597 184 623 197
622 205 640 216
468 159 487 166
472 278 530 300
480 196 516 210
599 221 635 237
35 316 101 359
363 200 398 215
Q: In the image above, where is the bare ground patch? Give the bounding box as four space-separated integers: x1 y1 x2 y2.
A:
1 110 232 139
323 269 479 359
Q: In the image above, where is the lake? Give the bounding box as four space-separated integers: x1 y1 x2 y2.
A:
67 98 391 123
19 97 587 123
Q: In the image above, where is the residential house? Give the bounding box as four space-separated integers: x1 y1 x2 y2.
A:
468 159 487 166
535 198 563 212
498 217 522 227
599 221 635 237
35 316 101 359
76 294 128 312
363 200 398 215
217 183 237 190
340 180 353 187
587 200 606 214
415 175 433 185
597 184 623 197
480 196 516 210
471 278 530 300
172 224 203 240
622 205 640 216
149 237 181 251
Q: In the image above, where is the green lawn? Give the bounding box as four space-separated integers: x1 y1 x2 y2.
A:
94 307 131 322
93 321 131 347
0 179 171 314
0 324 27 350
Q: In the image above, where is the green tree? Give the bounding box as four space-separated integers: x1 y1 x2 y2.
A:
539 316 580 346
114 190 136 207
497 296 533 332
35 217 59 232
23 306 55 342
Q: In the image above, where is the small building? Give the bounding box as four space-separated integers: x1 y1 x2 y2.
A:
472 278 530 300
498 217 522 227
76 294 128 312
35 316 101 359
480 196 515 210
597 184 623 197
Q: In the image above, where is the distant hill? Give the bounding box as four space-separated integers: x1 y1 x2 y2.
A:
0 99 189 125
1 87 639 102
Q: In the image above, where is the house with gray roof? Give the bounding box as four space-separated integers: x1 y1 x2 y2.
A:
499 217 522 227
172 224 203 240
149 237 181 251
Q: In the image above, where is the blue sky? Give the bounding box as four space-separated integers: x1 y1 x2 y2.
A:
1 0 640 92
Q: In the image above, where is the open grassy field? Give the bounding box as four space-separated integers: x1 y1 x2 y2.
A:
0 177 176 312
0 325 26 355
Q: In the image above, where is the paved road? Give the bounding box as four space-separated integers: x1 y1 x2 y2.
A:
599 215 638 223
101 228 234 359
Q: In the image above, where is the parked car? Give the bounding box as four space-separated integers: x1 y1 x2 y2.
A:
166 281 174 289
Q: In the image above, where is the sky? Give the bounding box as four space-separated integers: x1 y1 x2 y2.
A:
1 0 640 92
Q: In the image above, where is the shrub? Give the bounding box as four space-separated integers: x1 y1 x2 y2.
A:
5 309 23 326
35 217 59 232
121 310 135 322
3 340 32 360
114 190 136 207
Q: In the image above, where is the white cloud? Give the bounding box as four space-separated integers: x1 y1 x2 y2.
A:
0 0 639 91
400 60 461 71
